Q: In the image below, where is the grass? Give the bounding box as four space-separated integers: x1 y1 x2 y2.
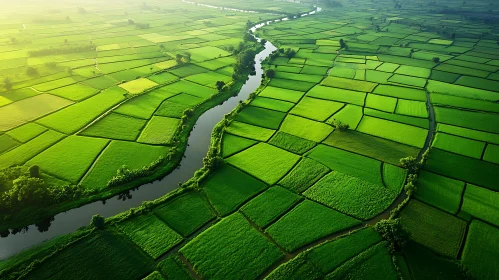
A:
306 145 383 186
357 116 427 148
461 184 499 227
157 255 192 280
326 242 397 280
163 80 217 99
117 213 183 259
114 87 178 119
278 158 330 193
148 72 179 84
23 230 153 280
268 78 316 92
186 46 230 62
437 123 499 145
80 113 146 141
0 94 74 131
462 220 499 280
402 241 467 280
400 200 467 258
250 97 294 112
234 106 286 130
365 94 396 113
82 75 118 90
431 93 499 114
241 186 302 228
427 80 498 102
225 121 275 141
265 254 324 280
202 165 267 216
154 191 215 236
138 116 180 145
222 133 257 158
373 85 426 101
434 107 499 134
307 228 382 274
258 86 305 103
304 171 397 220
226 143 300 185
119 78 158 94
321 76 377 92
143 271 164 280
5 123 47 143
323 130 419 166
0 88 39 107
274 72 323 83
266 200 360 252
290 97 344 122
168 94 204 106
268 131 316 155
432 132 485 159
155 101 191 118
415 170 465 214
424 148 499 191
170 64 209 78
364 108 429 129
0 130 65 169
50 83 99 101
280 115 334 142
27 135 109 183
382 163 407 192
81 141 168 189
484 144 499 164
307 85 366 106
36 87 126 134
180 213 283 280
326 104 364 129
395 99 428 118
0 134 19 154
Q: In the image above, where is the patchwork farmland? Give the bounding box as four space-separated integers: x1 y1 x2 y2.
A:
1 0 499 279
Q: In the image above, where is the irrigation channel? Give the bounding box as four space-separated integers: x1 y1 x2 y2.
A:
0 8 324 260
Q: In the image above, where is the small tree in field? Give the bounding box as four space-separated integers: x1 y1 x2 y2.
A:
400 156 418 169
333 119 349 131
374 219 408 252
3 77 12 91
29 165 40 178
26 67 38 76
265 69 276 79
339 38 346 49
90 214 105 229
216 81 225 92
432 57 440 63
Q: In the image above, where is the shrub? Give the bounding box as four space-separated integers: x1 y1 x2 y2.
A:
433 57 440 63
374 218 408 252
90 214 105 229
399 156 417 169
29 165 40 178
332 119 349 131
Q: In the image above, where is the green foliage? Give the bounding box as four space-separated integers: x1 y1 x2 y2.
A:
28 44 96 57
29 165 40 178
399 156 418 169
462 220 499 280
269 131 316 155
90 215 105 229
279 158 329 193
374 219 408 252
265 68 276 78
157 255 193 280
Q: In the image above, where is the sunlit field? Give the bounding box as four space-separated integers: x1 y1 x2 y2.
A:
1 0 498 279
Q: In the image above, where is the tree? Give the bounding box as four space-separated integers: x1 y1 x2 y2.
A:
10 37 17 44
175 53 183 64
265 69 276 79
3 77 12 91
216 81 225 92
374 219 408 252
400 156 418 169
26 67 38 76
90 214 105 229
66 16 71 22
6 176 49 206
184 52 191 63
433 57 440 63
128 19 135 25
332 119 349 131
260 39 267 46
64 39 68 44
77 7 86 14
339 38 346 49
29 165 40 178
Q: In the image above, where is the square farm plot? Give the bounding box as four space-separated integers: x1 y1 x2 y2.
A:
27 135 109 184
266 200 360 252
226 143 300 185
462 220 499 280
138 116 180 145
117 213 183 259
180 213 283 280
119 78 158 94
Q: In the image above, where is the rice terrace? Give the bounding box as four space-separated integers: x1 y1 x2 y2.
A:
0 0 498 279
